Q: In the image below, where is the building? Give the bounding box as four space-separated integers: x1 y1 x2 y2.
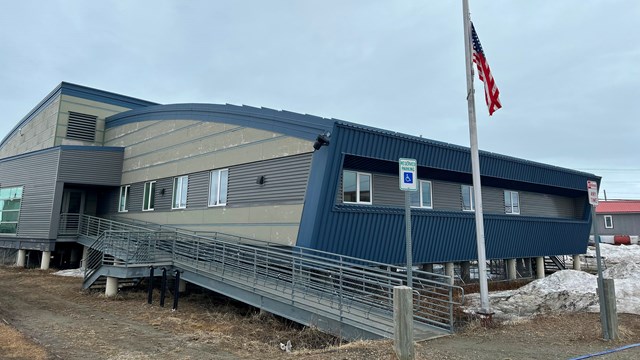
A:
1 82 599 273
594 200 640 238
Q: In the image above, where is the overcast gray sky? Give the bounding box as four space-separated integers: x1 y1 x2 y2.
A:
1 1 638 198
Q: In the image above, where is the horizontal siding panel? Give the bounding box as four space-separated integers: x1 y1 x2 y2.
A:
228 153 311 205
154 178 172 211
520 192 576 218
0 149 59 239
432 181 461 211
187 171 209 208
58 149 123 185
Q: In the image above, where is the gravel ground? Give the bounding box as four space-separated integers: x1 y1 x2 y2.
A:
1 266 639 359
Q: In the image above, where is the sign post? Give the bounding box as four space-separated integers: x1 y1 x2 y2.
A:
399 158 417 289
588 180 611 339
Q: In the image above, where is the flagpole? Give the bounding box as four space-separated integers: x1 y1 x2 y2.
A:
462 0 491 314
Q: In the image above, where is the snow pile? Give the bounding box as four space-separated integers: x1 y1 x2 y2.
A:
53 268 84 277
586 244 640 265
465 260 640 321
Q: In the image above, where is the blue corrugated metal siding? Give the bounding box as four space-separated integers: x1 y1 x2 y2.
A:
334 123 596 191
311 207 590 265
300 123 598 264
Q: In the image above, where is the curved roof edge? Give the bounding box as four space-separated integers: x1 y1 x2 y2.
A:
106 103 336 140
1 82 158 149
335 121 600 181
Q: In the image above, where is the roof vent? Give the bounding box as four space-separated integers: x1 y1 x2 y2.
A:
66 111 97 141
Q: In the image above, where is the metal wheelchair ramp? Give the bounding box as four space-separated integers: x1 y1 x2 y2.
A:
63 214 464 340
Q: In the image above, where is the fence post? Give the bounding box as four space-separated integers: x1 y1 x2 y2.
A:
394 286 414 360
602 278 619 340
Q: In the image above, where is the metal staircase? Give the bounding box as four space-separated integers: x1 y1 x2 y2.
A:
60 214 463 341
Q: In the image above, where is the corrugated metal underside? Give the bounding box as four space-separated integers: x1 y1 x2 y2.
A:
300 123 597 264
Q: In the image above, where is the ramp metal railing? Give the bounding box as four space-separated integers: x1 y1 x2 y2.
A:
63 214 464 335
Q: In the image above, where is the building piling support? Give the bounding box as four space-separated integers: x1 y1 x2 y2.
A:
445 262 455 285
16 249 26 267
536 257 545 279
507 259 517 280
105 277 118 297
40 251 51 270
573 254 581 271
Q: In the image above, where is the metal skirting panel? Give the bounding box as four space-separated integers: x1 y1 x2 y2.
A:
310 207 591 264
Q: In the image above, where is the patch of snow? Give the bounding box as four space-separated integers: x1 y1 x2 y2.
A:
464 246 640 322
53 268 84 277
586 244 640 265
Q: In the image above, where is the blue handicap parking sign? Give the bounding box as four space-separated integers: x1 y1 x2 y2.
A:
403 172 413 184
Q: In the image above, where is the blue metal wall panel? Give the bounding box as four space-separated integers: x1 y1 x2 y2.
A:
301 123 597 264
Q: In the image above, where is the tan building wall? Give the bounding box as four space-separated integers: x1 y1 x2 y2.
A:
55 94 132 146
123 204 304 246
0 95 60 159
105 119 313 184
106 118 315 246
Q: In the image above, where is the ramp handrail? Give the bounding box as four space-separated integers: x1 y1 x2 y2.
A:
68 213 463 334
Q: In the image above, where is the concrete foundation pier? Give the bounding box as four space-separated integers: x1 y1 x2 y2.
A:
40 251 51 270
105 277 118 297
178 279 187 293
507 259 517 280
536 257 545 279
445 262 455 285
573 254 581 271
460 261 471 283
421 263 434 273
16 249 26 267
81 246 89 269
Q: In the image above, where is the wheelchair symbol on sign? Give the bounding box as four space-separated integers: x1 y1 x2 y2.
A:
404 172 413 184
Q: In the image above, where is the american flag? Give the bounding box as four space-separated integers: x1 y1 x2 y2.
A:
471 22 501 116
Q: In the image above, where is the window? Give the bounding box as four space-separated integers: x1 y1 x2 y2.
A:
343 170 372 204
118 185 130 212
504 190 520 214
461 185 475 211
0 186 23 234
172 176 189 209
143 181 156 211
604 215 613 229
410 180 433 208
209 169 228 206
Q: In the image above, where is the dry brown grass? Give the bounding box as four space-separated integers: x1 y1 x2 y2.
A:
0 321 48 360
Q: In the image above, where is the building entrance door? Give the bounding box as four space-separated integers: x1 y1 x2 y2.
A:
61 190 85 232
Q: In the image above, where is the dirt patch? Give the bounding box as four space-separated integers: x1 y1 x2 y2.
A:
0 266 639 359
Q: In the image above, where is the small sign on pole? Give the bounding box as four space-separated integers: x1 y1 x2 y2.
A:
587 180 599 206
399 158 417 290
399 158 417 192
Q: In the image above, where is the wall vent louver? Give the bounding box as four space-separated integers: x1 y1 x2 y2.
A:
66 112 97 141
